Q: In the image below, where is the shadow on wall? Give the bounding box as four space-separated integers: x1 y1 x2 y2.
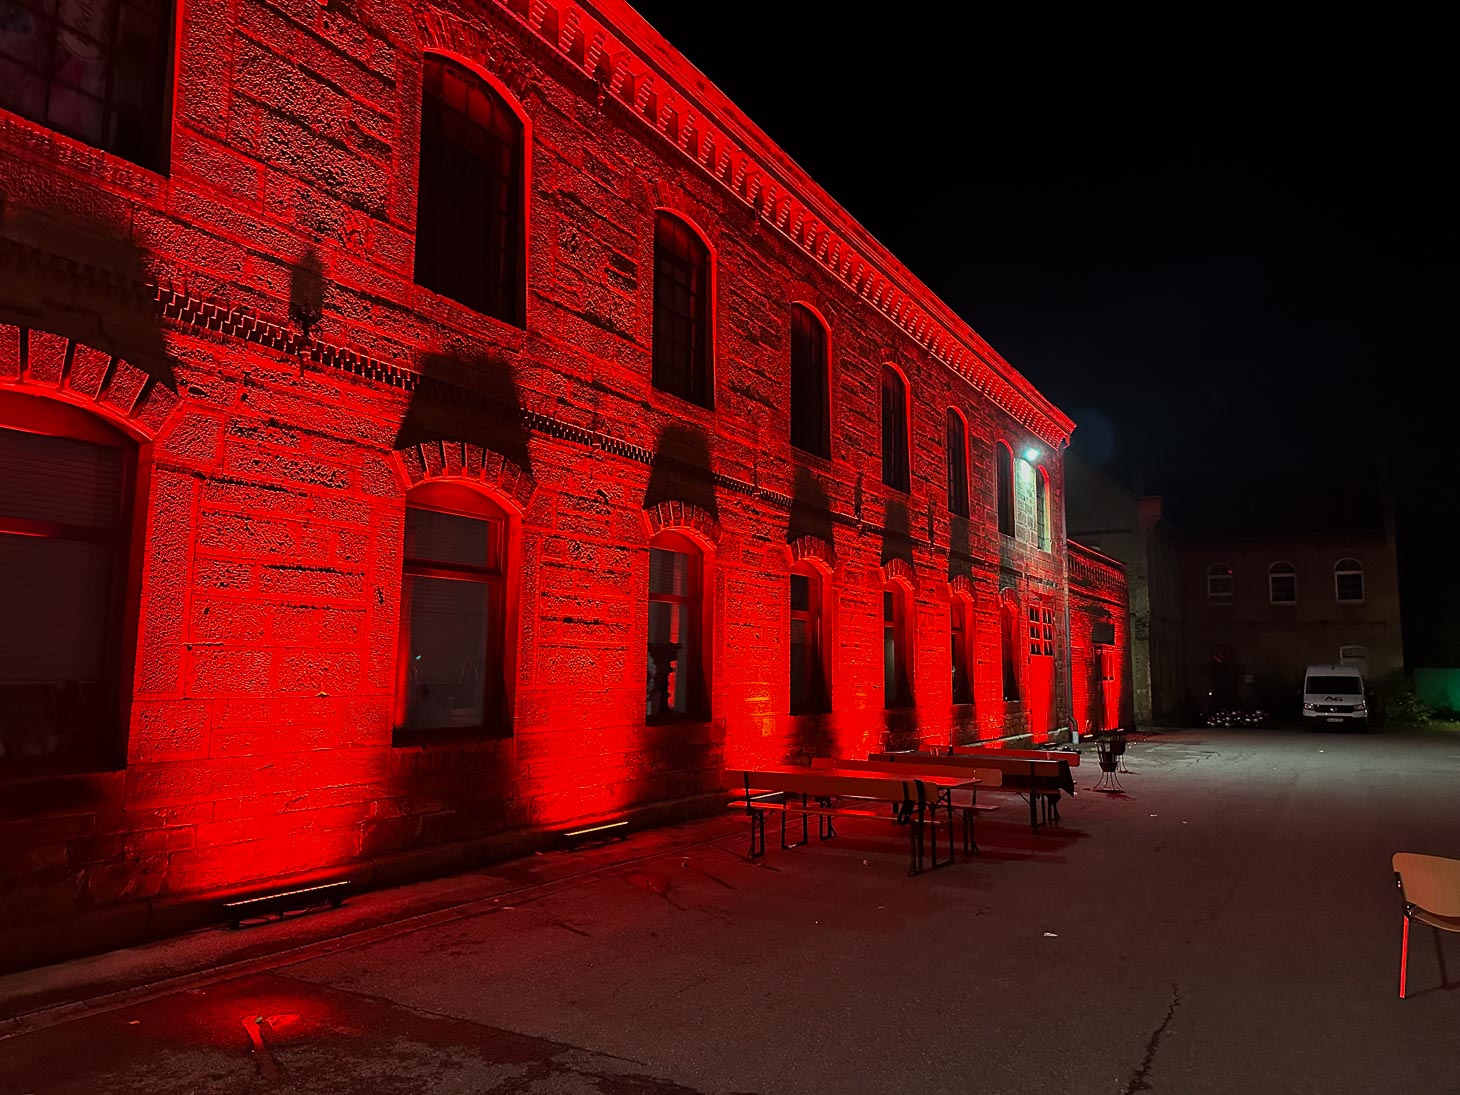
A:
948 514 972 583
0 204 176 389
880 498 914 568
788 464 833 545
643 423 716 519
394 351 533 479
288 245 326 341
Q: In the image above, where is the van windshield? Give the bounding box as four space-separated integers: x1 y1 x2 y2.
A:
1306 675 1362 694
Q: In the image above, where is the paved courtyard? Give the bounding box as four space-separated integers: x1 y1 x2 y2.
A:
2 727 1458 1094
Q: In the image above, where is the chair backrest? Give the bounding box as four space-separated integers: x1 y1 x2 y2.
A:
1394 853 1460 918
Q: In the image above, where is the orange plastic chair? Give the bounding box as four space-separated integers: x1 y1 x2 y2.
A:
1392 852 1460 999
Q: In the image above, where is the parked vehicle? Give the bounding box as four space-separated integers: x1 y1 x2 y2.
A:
1302 664 1369 729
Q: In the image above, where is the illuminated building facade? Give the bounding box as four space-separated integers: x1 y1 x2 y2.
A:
0 0 1127 964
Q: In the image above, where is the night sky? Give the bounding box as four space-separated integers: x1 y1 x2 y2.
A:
628 0 1456 658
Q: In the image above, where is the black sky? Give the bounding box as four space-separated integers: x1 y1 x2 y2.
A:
626 0 1455 491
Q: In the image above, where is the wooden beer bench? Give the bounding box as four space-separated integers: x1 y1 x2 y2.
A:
810 757 1000 855
871 750 1072 832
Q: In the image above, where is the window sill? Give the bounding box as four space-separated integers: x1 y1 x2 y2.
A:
647 384 716 418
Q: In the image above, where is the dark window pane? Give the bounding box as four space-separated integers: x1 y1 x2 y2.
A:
790 572 809 613
881 367 909 492
401 575 491 730
404 505 497 569
414 56 524 325
652 214 711 408
790 305 829 457
997 445 1015 536
1035 472 1049 548
0 0 173 170
649 547 690 597
647 544 700 719
946 410 969 517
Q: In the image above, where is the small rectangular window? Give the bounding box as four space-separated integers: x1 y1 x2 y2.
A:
789 570 826 713
647 542 703 719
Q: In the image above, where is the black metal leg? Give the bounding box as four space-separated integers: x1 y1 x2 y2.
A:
908 810 921 875
1437 926 1450 987
801 793 809 845
749 808 765 858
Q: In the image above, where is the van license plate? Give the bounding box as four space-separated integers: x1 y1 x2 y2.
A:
1326 718 1344 724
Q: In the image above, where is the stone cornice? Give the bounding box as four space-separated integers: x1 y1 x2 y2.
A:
495 0 1074 448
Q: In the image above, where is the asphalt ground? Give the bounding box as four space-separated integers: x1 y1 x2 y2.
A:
1 727 1458 1095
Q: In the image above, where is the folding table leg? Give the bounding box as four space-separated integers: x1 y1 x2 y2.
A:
1399 914 1410 999
1436 925 1449 988
748 808 765 858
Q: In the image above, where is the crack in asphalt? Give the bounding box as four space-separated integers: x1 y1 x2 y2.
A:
1123 984 1180 1094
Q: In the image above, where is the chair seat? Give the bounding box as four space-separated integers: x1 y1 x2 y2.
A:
1411 906 1460 933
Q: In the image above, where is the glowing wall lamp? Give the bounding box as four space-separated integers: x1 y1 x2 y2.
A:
1023 446 1041 461
560 820 630 849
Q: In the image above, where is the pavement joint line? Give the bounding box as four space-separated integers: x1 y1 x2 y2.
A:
0 818 748 1041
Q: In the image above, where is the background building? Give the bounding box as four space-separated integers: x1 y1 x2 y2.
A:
0 0 1126 965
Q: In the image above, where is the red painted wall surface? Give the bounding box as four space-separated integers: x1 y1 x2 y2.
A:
1068 543 1133 733
0 0 1123 946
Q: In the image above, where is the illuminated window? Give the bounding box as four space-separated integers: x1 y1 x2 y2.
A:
951 595 973 705
0 393 137 770
880 366 909 492
396 483 509 737
647 533 707 720
1028 604 1055 657
414 56 525 325
1334 558 1364 603
652 213 712 408
1000 593 1020 701
883 585 912 708
996 442 1015 537
1207 563 1233 605
789 565 828 713
1035 467 1051 551
0 0 174 171
790 304 830 458
946 409 969 517
1268 561 1296 605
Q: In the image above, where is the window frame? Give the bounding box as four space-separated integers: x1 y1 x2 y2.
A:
789 303 831 460
1035 466 1051 551
880 364 911 493
1206 563 1233 606
651 210 715 409
1334 557 1365 604
945 408 970 518
393 481 515 742
883 582 913 709
1000 591 1021 702
789 561 830 715
0 391 143 774
1268 561 1297 606
950 593 974 706
996 441 1016 537
412 54 529 327
646 530 712 723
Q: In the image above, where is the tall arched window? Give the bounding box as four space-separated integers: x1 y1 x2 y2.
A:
395 482 512 737
950 594 973 705
1 392 138 769
0 0 175 170
1000 591 1021 702
883 582 913 708
414 56 525 325
789 562 829 713
790 304 830 459
1334 558 1364 603
996 442 1015 537
647 532 710 720
880 365 910 493
946 409 969 517
1207 563 1233 605
652 212 713 408
1035 467 1051 551
1269 562 1297 605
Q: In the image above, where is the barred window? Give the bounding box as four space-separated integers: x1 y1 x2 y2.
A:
652 213 712 408
790 304 830 458
946 409 969 517
881 365 910 492
0 0 175 170
414 56 525 325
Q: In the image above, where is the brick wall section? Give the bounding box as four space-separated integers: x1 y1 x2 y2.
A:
0 0 1106 937
1068 542 1133 732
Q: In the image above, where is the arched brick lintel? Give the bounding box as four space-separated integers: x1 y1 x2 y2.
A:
881 557 917 590
643 501 720 549
395 440 537 514
948 574 975 599
0 325 179 441
786 534 835 573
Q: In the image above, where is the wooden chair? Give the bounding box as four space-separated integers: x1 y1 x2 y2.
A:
1392 852 1460 998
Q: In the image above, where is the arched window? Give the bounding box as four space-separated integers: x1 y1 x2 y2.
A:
880 365 910 492
0 0 175 170
950 594 973 705
1207 563 1233 605
1035 467 1051 551
1334 558 1364 603
1269 562 1297 605
647 532 709 720
996 442 1015 537
1 392 138 768
946 409 969 517
395 482 512 736
789 562 829 713
1000 591 1021 702
789 304 830 459
883 582 912 708
652 212 713 408
414 55 525 325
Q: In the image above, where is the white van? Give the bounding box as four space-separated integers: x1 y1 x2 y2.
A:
1302 664 1369 728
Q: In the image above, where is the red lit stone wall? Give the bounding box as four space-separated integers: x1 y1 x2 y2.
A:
0 0 1110 954
1068 542 1133 732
